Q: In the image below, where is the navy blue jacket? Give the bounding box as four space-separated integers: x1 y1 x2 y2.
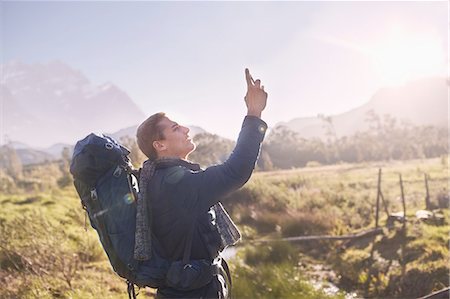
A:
148 116 267 261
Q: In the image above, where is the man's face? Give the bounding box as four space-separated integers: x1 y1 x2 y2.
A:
154 116 196 159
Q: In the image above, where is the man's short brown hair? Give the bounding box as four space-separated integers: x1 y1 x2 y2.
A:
136 112 166 160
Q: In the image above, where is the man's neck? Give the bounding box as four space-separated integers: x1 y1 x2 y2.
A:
157 153 187 160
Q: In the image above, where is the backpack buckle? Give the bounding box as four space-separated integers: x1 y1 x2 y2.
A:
113 166 122 177
183 264 193 270
90 189 98 201
105 142 114 150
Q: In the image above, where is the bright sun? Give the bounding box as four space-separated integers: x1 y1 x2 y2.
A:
371 28 445 86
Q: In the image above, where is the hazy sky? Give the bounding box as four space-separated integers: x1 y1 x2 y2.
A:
1 1 448 139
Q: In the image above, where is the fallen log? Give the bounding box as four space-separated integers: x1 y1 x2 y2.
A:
417 287 450 299
253 227 384 243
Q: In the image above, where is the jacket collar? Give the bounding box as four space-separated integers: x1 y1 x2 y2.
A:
154 157 201 172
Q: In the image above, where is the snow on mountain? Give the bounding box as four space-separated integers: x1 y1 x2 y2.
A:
1 61 146 147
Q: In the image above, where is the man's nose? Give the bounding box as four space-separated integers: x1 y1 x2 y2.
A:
182 126 190 134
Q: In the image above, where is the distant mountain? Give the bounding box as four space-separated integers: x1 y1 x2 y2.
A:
6 124 206 165
1 143 55 166
109 124 206 141
1 61 146 147
5 141 73 165
43 143 74 159
6 141 30 150
15 148 55 165
277 77 448 139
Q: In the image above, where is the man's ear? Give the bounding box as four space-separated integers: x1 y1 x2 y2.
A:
153 140 166 153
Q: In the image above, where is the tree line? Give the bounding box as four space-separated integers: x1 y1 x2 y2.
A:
0 111 447 181
260 111 448 170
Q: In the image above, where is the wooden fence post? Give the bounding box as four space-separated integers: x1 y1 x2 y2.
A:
375 168 381 228
425 173 431 210
379 192 390 219
399 174 406 229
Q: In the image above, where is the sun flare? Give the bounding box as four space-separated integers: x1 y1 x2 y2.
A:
371 28 445 86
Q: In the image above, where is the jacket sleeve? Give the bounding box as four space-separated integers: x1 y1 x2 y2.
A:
188 115 267 212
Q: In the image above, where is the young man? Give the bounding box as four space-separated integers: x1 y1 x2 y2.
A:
135 69 268 298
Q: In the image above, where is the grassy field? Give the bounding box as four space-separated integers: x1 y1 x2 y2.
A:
222 157 449 298
0 157 448 298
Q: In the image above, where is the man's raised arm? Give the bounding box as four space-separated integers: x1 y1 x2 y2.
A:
184 69 269 211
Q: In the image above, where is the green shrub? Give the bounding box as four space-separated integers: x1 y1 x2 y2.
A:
244 242 297 266
57 174 73 188
232 262 345 299
333 248 370 286
384 265 449 298
253 210 281 234
281 211 337 237
306 161 322 167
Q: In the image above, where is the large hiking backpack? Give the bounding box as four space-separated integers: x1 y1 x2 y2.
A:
70 133 169 293
70 133 221 298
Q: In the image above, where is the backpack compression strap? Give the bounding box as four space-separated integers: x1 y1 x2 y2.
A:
88 187 135 280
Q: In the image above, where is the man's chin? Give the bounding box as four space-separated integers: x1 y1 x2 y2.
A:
186 142 196 155
189 142 196 152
